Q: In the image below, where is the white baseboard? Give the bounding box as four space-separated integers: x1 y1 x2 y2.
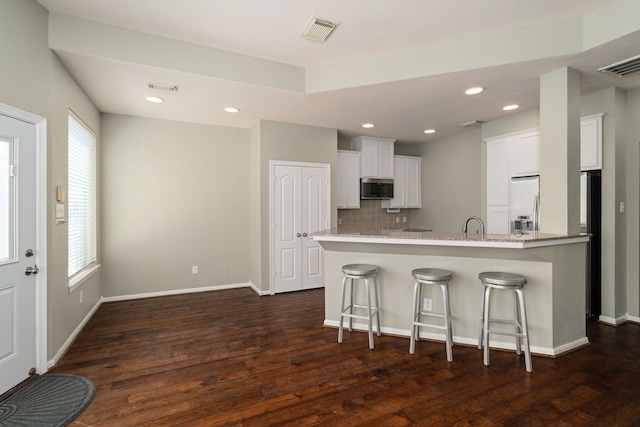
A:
627 314 640 324
598 314 628 326
48 282 267 368
101 282 261 303
323 319 589 356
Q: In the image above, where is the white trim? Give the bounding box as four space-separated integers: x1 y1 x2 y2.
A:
598 314 628 326
323 320 589 357
68 264 101 293
48 297 102 369
0 102 48 376
627 314 640 324
101 282 262 303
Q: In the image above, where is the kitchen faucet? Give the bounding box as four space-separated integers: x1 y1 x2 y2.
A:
462 216 485 236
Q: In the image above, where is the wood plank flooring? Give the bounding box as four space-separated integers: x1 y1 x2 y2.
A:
49 287 640 426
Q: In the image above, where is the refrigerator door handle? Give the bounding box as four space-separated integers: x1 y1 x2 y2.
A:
533 195 540 231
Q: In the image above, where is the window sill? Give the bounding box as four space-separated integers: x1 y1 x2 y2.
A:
68 264 101 293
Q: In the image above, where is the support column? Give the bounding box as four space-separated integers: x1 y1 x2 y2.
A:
539 67 581 235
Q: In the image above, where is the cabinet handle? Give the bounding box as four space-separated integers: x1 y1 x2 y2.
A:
303 233 308 237
296 233 301 237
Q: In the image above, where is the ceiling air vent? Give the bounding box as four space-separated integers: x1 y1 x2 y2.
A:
147 82 179 92
598 54 640 77
460 120 485 127
301 17 340 42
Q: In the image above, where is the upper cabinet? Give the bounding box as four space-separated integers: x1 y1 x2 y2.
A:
382 155 422 209
351 136 395 179
337 150 361 209
509 130 540 177
486 137 510 206
580 113 603 171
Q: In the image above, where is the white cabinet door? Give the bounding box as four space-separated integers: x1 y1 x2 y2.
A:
487 206 510 234
510 131 540 177
581 114 603 171
351 136 395 178
337 150 360 209
404 156 422 208
273 163 329 293
486 138 510 206
382 155 421 209
378 140 395 179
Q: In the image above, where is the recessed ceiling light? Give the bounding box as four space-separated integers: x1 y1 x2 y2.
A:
362 123 375 128
424 129 436 134
503 104 519 111
224 107 239 113
145 96 163 103
465 87 484 95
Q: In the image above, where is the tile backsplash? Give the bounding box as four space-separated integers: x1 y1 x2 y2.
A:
338 200 412 229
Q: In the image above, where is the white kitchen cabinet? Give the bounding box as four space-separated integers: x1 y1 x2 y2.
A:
337 150 361 209
580 113 603 171
487 206 511 234
351 136 395 179
486 137 510 206
510 130 540 177
382 155 422 209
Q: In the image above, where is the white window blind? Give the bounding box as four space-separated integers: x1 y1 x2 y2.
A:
68 112 97 279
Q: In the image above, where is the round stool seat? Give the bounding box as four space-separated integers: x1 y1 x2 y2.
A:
478 271 526 288
412 268 452 282
342 264 379 277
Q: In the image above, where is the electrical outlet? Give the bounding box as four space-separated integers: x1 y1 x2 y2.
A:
395 217 400 223
620 202 625 213
338 218 343 225
403 217 407 223
80 290 83 304
192 266 199 275
423 298 432 311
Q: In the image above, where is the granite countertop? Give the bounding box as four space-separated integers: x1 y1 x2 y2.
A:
313 227 589 249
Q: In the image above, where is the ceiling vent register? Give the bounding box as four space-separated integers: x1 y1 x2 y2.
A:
599 54 640 77
147 82 179 92
301 17 340 42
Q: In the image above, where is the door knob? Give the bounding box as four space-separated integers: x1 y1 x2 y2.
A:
25 249 34 257
25 265 39 276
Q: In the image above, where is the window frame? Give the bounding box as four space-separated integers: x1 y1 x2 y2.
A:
67 110 99 292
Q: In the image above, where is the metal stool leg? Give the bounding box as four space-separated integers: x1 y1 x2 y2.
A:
516 288 532 372
478 287 486 350
348 278 354 331
409 281 420 354
482 286 491 367
441 283 453 362
365 278 374 349
513 290 522 355
338 275 348 344
372 277 381 337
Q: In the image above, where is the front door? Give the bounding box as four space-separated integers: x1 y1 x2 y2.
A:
272 162 329 293
0 113 38 395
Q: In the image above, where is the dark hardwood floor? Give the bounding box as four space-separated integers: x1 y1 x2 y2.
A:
49 287 640 426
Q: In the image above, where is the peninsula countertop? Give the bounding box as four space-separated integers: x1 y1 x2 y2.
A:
313 227 589 249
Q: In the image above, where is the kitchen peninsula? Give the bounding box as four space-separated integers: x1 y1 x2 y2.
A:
314 228 589 356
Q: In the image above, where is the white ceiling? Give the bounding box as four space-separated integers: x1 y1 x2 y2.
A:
35 0 640 144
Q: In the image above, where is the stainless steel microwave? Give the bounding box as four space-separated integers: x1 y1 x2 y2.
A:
360 178 394 200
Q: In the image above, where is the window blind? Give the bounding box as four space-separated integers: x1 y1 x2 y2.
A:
68 112 97 279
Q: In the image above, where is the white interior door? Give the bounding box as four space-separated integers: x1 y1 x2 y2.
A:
300 166 327 290
0 114 38 395
272 162 329 294
273 165 302 293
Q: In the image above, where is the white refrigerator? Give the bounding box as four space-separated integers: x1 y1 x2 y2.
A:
510 176 540 233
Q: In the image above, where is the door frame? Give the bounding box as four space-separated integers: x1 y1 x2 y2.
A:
0 101 47 375
269 160 331 295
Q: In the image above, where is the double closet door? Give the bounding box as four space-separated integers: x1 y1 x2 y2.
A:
272 162 330 293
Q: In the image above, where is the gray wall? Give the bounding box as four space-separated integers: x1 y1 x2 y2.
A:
413 129 482 232
100 115 250 297
252 120 337 292
0 0 102 360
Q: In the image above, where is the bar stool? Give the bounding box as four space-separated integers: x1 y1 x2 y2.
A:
409 268 454 362
477 271 532 372
338 264 381 349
